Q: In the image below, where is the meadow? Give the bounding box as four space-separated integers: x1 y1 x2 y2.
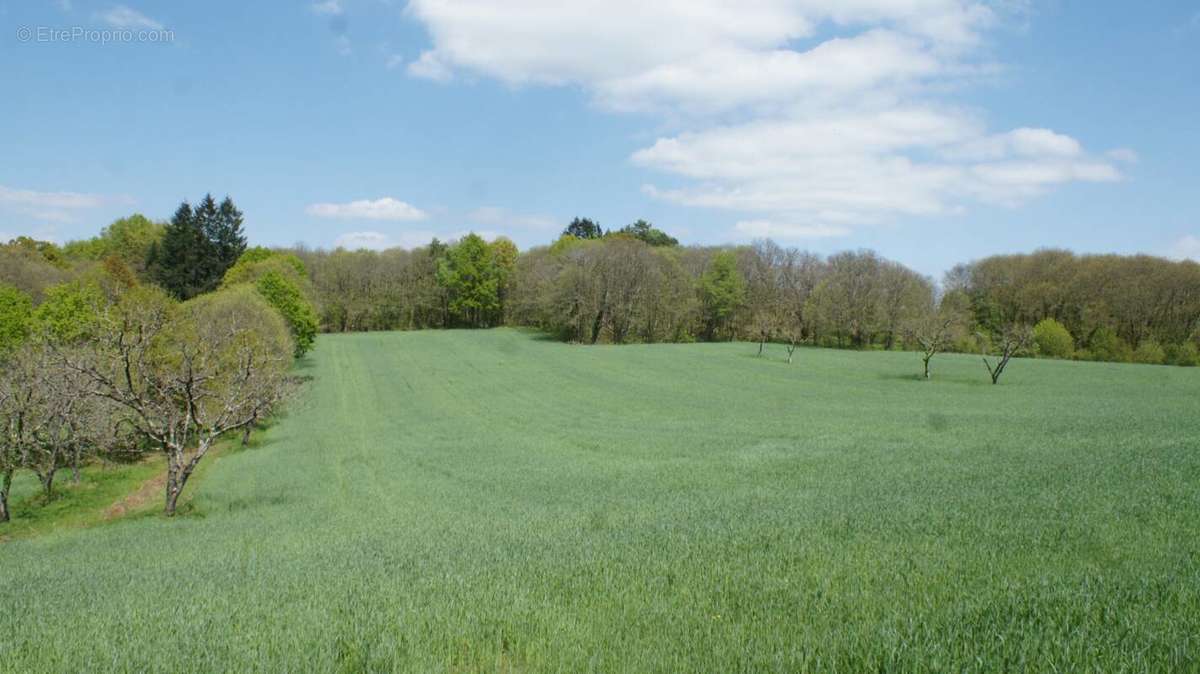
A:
2 328 1198 672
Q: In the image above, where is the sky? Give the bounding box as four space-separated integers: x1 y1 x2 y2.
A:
1 1 1198 278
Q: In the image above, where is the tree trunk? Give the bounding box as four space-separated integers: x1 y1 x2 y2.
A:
0 469 12 523
923 353 932 379
37 470 55 499
590 309 605 345
164 442 210 516
164 449 183 516
758 335 766 356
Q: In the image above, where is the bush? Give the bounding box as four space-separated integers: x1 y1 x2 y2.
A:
1033 318 1074 359
951 332 991 355
1164 342 1199 367
256 270 318 357
220 252 319 357
0 284 33 353
1087 328 1133 363
1132 340 1165 365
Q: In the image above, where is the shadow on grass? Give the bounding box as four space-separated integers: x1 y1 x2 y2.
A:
876 372 992 387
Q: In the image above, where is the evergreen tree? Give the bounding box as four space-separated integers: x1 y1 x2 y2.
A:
563 217 604 240
616 219 678 247
149 195 247 299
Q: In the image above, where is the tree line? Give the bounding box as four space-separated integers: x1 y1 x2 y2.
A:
5 212 1199 371
279 228 1200 369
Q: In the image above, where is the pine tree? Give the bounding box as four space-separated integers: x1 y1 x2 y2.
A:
149 195 247 299
212 196 247 274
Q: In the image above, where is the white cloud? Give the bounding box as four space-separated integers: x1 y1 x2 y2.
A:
1168 235 1200 262
944 127 1083 161
0 184 128 224
734 220 851 240
307 197 428 221
405 1 1125 234
0 185 108 210
97 5 163 30
467 206 557 231
311 0 343 16
407 51 452 81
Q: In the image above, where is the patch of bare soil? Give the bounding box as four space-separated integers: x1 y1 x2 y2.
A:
103 471 166 520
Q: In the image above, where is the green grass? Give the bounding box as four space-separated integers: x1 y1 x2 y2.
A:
2 328 1199 672
0 457 164 541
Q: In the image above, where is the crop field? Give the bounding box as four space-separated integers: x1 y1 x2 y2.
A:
2 329 1199 672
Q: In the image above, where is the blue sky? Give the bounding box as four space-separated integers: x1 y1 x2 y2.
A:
1 1 1197 277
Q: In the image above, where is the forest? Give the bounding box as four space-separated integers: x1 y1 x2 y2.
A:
5 212 1200 368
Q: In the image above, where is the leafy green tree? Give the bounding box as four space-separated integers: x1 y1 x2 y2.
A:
700 251 745 340
437 234 502 327
0 285 33 355
1086 327 1133 363
62 214 165 276
1132 340 1165 365
1033 318 1074 359
222 250 319 357
149 195 247 299
3 237 66 267
563 217 604 240
255 269 319 357
616 220 678 247
1164 342 1198 366
67 284 295 515
33 280 105 343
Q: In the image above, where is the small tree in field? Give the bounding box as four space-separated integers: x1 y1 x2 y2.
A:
906 291 968 379
70 285 296 515
982 324 1033 385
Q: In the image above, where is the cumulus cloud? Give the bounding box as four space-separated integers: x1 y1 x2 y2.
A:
97 5 163 30
307 197 428 221
404 1 1125 235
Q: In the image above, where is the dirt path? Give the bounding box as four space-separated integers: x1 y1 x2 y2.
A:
103 471 166 520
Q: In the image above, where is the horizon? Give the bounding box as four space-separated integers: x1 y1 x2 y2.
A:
3 1 1199 278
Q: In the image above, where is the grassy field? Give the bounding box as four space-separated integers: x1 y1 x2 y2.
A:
2 329 1198 672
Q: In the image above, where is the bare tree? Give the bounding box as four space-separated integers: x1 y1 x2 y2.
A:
69 285 297 515
744 241 785 357
982 324 1033 385
906 292 968 379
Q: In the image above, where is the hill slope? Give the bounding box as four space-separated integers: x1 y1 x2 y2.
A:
2 329 1198 671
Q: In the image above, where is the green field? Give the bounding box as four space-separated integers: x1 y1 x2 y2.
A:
2 329 1199 672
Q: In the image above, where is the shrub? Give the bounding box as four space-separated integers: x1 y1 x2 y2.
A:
0 284 33 353
1132 340 1165 365
256 270 318 357
1164 342 1199 367
1033 318 1074 359
1087 328 1132 363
